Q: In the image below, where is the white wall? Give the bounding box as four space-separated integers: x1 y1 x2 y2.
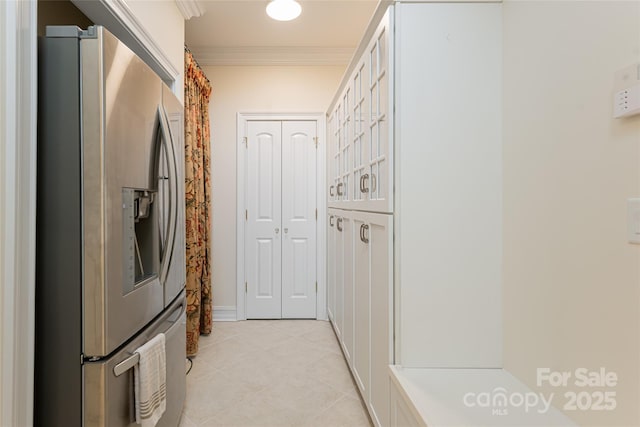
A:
202 65 346 311
503 1 640 426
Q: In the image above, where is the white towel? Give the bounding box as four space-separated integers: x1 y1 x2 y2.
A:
134 333 166 427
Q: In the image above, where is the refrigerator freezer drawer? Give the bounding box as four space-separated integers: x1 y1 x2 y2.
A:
84 291 186 427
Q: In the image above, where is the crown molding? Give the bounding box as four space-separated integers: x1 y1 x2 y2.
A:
175 0 205 20
189 46 355 66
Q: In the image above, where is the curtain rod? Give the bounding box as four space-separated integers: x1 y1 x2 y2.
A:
184 44 211 85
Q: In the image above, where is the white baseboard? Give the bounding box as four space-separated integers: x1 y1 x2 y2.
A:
213 306 237 321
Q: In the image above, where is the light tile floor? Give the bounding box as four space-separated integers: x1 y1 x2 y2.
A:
179 320 372 427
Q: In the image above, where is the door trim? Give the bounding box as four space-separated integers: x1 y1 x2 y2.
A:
0 0 37 425
236 112 326 321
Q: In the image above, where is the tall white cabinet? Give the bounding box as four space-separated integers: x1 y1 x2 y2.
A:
326 2 502 426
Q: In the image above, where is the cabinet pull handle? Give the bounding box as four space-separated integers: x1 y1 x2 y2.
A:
336 182 344 196
329 185 335 197
371 173 377 193
361 173 370 193
329 215 334 227
360 224 369 243
337 217 343 232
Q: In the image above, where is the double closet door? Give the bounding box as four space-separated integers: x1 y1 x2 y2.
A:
245 120 318 319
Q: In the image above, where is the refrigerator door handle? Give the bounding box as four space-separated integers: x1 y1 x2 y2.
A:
112 297 186 377
113 352 139 377
157 105 179 286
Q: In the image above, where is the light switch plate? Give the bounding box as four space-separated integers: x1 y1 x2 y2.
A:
627 198 640 244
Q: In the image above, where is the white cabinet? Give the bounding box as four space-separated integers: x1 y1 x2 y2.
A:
329 209 393 427
352 215 369 393
365 212 393 427
390 378 422 427
341 212 354 363
327 2 502 426
327 10 393 214
327 209 354 362
326 212 336 323
394 1 502 369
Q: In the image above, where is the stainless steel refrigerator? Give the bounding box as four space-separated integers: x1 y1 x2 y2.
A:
36 26 187 427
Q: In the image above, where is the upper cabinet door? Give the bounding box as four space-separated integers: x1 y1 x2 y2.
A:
363 9 393 213
352 56 369 209
338 86 352 204
328 103 342 208
329 9 394 214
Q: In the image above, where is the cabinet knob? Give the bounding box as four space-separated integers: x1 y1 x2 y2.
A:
275 228 280 234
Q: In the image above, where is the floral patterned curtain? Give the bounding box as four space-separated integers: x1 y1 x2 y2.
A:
184 48 212 356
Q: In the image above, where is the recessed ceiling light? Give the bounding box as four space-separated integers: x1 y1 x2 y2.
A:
266 0 302 21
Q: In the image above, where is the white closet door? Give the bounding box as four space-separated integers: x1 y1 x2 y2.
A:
246 121 282 319
281 121 317 318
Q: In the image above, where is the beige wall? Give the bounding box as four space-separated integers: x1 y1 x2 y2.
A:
126 0 185 102
503 1 640 426
38 0 93 37
203 65 346 309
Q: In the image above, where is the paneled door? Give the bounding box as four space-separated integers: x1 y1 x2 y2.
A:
245 120 317 319
246 121 282 319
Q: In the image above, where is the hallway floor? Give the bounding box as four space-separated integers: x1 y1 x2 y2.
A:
179 320 372 427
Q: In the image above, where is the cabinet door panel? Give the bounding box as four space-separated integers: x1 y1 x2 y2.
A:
353 215 370 396
335 214 344 338
352 58 369 209
327 107 339 207
363 9 393 214
367 212 393 427
342 212 355 364
327 210 337 322
339 87 352 205
328 105 341 208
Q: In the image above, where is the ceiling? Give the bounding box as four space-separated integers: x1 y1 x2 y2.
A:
185 0 379 66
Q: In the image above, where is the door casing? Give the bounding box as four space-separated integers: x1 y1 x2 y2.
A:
236 113 327 320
